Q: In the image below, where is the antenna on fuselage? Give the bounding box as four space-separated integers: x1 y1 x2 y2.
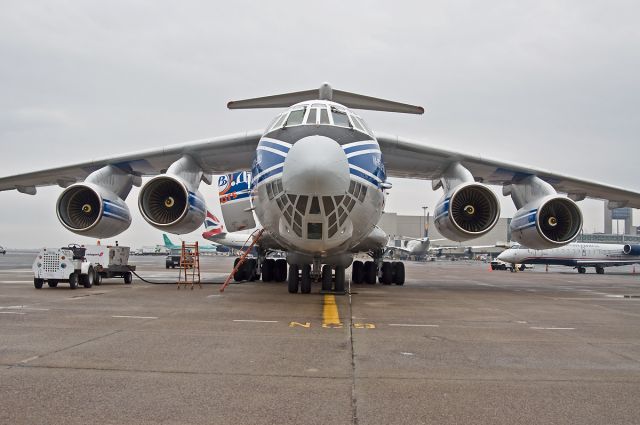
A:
227 83 424 114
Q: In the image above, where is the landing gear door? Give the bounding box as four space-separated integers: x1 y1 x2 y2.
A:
218 172 256 232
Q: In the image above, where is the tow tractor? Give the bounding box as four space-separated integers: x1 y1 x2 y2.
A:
33 244 135 289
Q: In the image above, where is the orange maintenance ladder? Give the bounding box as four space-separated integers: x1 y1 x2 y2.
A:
220 229 264 293
178 241 201 290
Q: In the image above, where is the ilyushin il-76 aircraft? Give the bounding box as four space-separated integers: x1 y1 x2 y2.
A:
2 83 640 293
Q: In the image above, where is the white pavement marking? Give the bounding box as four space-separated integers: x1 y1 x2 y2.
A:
530 327 575 330
388 323 440 327
20 356 39 364
112 315 158 319
0 311 26 315
233 319 278 323
207 295 222 298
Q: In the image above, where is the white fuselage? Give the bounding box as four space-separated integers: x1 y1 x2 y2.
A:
250 100 386 260
498 242 640 268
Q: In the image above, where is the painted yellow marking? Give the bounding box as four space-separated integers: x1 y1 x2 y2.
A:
289 321 311 328
322 294 342 328
353 323 376 329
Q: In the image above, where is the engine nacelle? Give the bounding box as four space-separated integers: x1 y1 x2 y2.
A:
56 183 131 238
623 244 640 255
434 183 500 241
138 175 207 234
510 196 582 249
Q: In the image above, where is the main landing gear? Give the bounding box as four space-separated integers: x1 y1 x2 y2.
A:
232 255 288 283
287 263 346 294
351 260 405 285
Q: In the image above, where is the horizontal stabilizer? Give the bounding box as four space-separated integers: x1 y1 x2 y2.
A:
227 83 424 114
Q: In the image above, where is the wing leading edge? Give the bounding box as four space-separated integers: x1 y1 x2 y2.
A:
376 133 640 208
0 131 263 193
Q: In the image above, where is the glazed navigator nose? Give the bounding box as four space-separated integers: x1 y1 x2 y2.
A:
282 135 350 195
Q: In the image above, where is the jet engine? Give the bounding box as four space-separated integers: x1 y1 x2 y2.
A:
507 176 583 250
138 155 208 234
56 165 136 238
434 182 500 241
623 244 640 255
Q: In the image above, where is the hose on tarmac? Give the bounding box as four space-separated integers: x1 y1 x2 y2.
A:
125 266 230 285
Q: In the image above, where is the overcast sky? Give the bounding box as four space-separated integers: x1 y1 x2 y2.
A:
1 0 639 248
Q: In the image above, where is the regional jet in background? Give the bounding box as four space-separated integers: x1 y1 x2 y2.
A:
3 82 640 293
497 242 640 274
161 233 221 253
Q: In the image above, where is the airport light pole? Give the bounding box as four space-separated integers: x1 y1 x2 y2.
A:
422 206 429 238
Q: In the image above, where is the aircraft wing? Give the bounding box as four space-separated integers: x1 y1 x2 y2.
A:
0 131 263 193
376 133 640 208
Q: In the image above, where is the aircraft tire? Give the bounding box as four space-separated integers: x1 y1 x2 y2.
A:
233 258 245 281
69 273 78 289
351 261 363 284
393 262 405 285
596 266 605 275
364 261 377 285
48 280 58 288
276 259 288 282
34 278 43 289
577 267 586 274
334 266 345 293
246 259 258 281
380 262 392 285
300 265 311 294
288 264 299 293
321 265 332 291
262 259 273 282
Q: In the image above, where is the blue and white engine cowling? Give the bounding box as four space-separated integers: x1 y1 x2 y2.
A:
434 182 501 241
138 175 207 234
56 183 132 238
510 195 582 250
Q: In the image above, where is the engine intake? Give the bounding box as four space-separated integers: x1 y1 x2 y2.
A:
623 244 640 255
511 196 582 249
56 184 131 238
139 175 206 234
434 183 500 241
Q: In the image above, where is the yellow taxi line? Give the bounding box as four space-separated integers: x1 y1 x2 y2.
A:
322 294 341 326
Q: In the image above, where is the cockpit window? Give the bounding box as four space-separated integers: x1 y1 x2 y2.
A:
305 108 317 124
350 115 365 132
285 108 306 126
319 108 330 124
331 107 350 127
270 114 287 131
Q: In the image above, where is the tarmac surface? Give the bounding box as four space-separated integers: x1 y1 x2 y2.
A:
1 252 640 424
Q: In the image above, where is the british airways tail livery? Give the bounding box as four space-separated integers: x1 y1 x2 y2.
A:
3 83 640 293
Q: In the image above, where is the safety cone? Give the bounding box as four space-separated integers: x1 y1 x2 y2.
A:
488 263 492 272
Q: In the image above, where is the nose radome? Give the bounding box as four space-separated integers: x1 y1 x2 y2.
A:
282 135 350 195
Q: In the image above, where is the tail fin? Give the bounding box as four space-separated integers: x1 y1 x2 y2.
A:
227 83 424 115
202 211 225 239
162 234 175 248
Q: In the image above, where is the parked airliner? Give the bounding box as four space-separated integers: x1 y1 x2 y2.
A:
497 242 640 274
2 82 640 293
